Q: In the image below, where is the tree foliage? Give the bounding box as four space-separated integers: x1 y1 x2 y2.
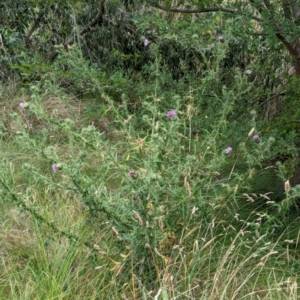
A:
1 0 299 75
148 0 300 76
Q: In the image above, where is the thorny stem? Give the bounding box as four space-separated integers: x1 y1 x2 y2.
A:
0 178 99 259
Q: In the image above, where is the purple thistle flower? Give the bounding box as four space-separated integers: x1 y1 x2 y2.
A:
225 146 232 154
246 69 253 75
217 35 224 40
143 39 149 47
253 134 259 141
19 102 25 110
166 110 176 118
128 170 137 178
52 164 58 172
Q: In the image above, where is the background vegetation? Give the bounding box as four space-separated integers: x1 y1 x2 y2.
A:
1 0 300 299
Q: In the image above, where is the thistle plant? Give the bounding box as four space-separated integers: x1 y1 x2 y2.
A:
1 40 300 299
